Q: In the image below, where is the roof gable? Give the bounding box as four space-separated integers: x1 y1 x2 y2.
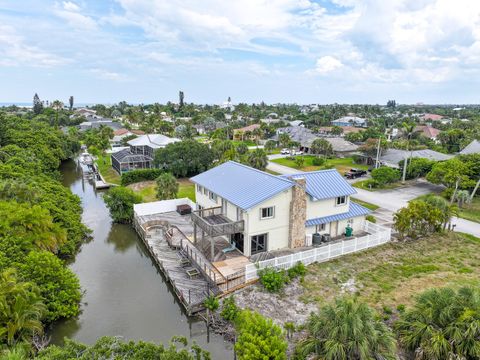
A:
282 169 357 200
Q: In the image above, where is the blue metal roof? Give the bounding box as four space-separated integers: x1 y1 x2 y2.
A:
190 161 294 210
281 169 357 200
305 202 371 227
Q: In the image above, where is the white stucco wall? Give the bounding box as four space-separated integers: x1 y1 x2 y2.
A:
306 196 350 220
243 189 292 256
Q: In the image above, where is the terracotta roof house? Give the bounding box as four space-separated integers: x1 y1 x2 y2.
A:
233 124 261 141
421 113 444 121
415 125 441 140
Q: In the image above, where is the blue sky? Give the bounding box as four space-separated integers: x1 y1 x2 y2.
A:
1 0 479 104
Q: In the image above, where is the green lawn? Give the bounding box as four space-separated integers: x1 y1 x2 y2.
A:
350 197 380 211
301 232 480 309
95 154 121 185
271 156 368 174
128 179 196 203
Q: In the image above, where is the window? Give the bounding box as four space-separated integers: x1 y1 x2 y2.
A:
251 233 267 255
196 185 203 193
203 187 208 195
209 191 217 202
336 196 347 206
316 223 326 232
260 206 275 219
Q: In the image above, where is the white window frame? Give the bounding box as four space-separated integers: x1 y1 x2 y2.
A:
196 185 203 193
260 206 275 220
316 223 326 232
209 191 217 202
336 196 347 206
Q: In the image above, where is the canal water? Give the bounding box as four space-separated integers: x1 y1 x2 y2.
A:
50 159 233 359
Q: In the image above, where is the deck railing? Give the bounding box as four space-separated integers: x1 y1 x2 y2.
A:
245 221 391 282
191 206 244 237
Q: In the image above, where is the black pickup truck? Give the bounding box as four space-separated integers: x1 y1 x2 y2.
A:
344 168 367 179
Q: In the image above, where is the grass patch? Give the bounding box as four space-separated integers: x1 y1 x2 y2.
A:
300 232 480 309
350 198 380 211
271 156 368 173
95 153 121 185
457 197 480 223
353 179 403 192
127 178 196 202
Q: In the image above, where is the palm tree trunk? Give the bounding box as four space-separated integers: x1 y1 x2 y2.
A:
470 179 480 201
450 179 460 204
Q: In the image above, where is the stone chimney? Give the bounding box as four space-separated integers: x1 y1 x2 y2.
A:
288 177 307 248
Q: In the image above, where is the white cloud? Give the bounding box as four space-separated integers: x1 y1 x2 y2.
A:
0 25 68 67
312 56 343 74
54 1 97 30
90 68 127 81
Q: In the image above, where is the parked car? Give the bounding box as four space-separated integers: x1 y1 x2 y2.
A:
292 150 303 155
344 168 367 179
280 148 290 155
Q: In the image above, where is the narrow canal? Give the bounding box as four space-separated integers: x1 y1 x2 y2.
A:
50 159 233 359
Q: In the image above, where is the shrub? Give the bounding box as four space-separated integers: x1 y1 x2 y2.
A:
156 172 178 200
103 186 142 223
371 167 400 186
258 267 288 292
220 296 239 322
311 157 325 166
294 156 305 168
121 169 164 186
365 214 376 223
235 310 287 360
287 262 306 279
203 295 219 311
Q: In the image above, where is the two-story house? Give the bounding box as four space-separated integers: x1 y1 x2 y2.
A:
111 134 179 174
190 161 371 257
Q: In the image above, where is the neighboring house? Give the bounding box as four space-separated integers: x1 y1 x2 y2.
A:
460 140 480 155
377 149 453 168
233 124 261 141
420 113 443 122
191 161 370 257
324 137 359 156
317 126 364 136
273 126 318 153
111 129 145 147
415 125 441 141
111 134 179 174
193 124 206 135
289 120 305 127
331 116 367 128
78 119 123 132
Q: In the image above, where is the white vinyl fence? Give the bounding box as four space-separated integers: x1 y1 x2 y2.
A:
245 221 391 282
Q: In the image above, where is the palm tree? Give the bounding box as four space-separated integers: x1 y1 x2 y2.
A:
246 148 268 170
51 100 63 128
156 172 179 200
296 297 396 360
396 287 480 360
423 194 458 230
310 138 333 158
0 269 45 346
279 133 291 148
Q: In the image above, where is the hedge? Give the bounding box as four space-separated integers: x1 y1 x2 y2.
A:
120 169 164 186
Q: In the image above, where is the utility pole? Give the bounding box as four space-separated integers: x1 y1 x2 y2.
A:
375 137 382 168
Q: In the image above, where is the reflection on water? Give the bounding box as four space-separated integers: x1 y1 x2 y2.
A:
50 160 232 359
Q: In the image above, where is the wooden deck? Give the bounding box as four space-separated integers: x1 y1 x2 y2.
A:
133 210 253 312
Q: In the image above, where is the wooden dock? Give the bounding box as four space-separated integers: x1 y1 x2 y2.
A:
133 212 212 314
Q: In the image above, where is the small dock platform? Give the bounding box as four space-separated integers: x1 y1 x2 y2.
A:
133 199 253 314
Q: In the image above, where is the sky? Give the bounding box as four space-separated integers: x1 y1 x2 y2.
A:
1 0 480 105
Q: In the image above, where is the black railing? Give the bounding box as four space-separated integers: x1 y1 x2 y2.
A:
191 206 244 237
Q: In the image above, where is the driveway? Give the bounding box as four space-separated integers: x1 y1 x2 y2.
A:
266 161 303 175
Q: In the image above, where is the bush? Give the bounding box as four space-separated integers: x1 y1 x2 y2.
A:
287 262 306 279
399 157 434 180
235 310 287 360
258 267 288 292
121 169 164 186
220 296 239 322
103 187 142 223
311 157 325 166
371 167 400 186
365 214 376 223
